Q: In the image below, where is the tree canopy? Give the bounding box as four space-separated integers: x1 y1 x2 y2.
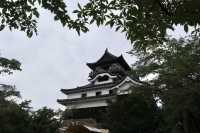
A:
105 37 200 133
1 0 200 51
72 0 200 51
0 0 88 37
0 55 60 133
134 37 200 133
0 84 61 133
106 92 162 133
0 57 21 75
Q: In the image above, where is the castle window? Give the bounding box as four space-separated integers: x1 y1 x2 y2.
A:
81 93 87 98
109 90 114 95
96 91 101 96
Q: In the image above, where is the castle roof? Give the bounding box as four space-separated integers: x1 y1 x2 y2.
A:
86 49 131 70
60 77 125 95
57 94 116 106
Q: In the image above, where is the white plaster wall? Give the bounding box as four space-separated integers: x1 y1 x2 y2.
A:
67 93 82 99
87 91 96 97
67 100 108 109
65 77 142 109
102 89 110 95
67 88 110 99
67 82 135 99
67 78 138 99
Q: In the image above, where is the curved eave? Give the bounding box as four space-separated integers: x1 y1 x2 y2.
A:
58 77 143 106
86 63 96 70
60 81 121 95
57 94 116 106
89 72 117 82
60 88 79 95
57 99 68 106
60 76 142 96
117 55 131 70
87 56 131 70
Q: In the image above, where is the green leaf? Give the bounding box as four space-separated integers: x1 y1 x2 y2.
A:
27 30 33 38
184 24 188 33
0 25 5 31
90 18 95 24
76 28 80 35
78 3 82 10
115 26 121 31
38 0 41 4
33 10 40 18
110 20 114 27
73 10 79 13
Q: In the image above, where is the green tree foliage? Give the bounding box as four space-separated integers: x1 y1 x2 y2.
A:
0 84 20 102
0 85 61 133
0 57 21 74
1 0 200 51
131 37 200 133
105 37 200 133
105 88 163 133
0 61 61 133
32 107 61 133
0 0 88 37
0 84 32 133
63 107 107 123
71 0 200 51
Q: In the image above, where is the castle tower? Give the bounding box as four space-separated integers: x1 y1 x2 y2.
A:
57 49 141 124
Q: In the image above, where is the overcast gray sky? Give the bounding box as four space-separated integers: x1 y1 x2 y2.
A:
0 1 187 110
0 7 136 110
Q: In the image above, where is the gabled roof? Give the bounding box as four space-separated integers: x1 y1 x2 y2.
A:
57 76 142 106
60 76 142 95
60 78 125 95
86 49 131 70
